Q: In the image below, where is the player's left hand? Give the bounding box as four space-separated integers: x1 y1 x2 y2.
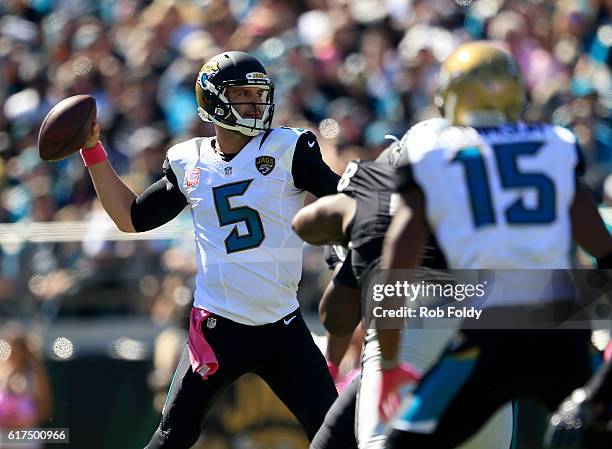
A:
544 388 594 449
378 363 421 422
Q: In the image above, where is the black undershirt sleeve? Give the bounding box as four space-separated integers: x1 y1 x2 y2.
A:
291 131 340 197
130 158 188 232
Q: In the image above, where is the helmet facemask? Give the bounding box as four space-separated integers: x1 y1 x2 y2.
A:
197 73 275 137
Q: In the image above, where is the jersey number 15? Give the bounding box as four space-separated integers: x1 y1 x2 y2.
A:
452 142 555 228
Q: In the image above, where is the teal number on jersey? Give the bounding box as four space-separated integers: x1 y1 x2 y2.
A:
493 142 556 224
453 142 555 228
212 179 265 253
451 147 496 227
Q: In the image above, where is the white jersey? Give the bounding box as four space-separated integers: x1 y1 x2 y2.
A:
167 128 312 325
400 119 581 270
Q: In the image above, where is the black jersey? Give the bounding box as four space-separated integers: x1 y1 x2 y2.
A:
336 160 447 287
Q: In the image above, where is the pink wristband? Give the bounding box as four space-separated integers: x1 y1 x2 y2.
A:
80 141 107 167
327 361 340 381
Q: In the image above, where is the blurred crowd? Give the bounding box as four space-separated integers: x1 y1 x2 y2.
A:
0 322 51 447
0 0 611 322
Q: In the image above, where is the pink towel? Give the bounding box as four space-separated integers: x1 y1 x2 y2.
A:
188 307 219 380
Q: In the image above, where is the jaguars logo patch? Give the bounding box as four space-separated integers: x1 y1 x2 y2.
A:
255 156 275 176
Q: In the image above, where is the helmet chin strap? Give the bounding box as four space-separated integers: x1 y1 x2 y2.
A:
229 104 271 135
232 124 263 137
215 117 263 136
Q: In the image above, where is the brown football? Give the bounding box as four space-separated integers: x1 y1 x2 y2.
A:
38 95 97 162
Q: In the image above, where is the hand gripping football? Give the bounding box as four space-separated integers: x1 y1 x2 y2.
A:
38 95 97 161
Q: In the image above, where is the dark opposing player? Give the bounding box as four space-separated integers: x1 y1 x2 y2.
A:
79 51 339 449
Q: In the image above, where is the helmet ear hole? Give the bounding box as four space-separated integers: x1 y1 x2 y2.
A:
215 105 229 118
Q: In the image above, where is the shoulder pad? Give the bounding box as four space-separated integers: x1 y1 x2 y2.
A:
550 125 577 145
166 137 202 163
398 118 451 163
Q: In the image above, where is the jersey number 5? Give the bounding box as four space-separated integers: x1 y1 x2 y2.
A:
213 180 265 253
452 142 556 228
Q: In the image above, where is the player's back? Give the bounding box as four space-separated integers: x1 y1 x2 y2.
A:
401 119 582 269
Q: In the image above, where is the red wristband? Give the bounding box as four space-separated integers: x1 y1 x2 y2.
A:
80 141 107 167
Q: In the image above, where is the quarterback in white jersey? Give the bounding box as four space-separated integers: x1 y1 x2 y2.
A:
377 42 612 449
166 126 321 325
79 51 339 449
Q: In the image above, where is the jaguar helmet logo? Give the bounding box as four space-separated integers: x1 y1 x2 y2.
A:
202 60 221 76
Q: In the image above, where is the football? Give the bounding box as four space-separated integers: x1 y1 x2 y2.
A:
38 94 97 162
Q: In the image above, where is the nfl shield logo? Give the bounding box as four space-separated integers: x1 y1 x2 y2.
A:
184 168 201 187
255 156 275 176
206 317 217 329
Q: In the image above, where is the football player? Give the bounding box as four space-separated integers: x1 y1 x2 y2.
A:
379 41 612 448
293 141 514 449
78 51 340 449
